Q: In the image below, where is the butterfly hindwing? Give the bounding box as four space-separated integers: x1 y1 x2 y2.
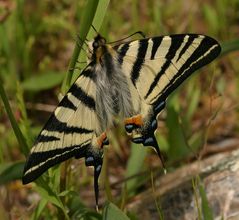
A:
116 34 220 164
22 66 99 184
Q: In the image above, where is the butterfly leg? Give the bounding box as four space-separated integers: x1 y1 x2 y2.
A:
125 101 166 168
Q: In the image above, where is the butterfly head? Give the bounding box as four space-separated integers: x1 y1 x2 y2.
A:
92 34 106 50
87 34 110 63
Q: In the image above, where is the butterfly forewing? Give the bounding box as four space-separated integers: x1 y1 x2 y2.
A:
22 66 98 184
117 34 221 106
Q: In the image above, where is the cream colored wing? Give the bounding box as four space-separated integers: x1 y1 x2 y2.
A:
115 34 220 168
22 66 99 184
116 34 221 106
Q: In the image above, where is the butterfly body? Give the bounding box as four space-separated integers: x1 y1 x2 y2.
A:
22 33 221 208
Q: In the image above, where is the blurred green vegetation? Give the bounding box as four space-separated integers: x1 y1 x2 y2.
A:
0 0 239 219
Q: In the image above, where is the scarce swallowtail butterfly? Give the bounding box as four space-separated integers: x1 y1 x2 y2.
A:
22 31 221 208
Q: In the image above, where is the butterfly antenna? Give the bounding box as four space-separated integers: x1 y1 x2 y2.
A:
108 31 146 44
135 31 146 38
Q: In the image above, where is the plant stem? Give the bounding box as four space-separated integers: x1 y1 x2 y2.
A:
0 77 28 155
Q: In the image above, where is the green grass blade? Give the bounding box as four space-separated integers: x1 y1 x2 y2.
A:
103 202 130 220
68 0 110 84
221 39 239 56
0 161 25 184
87 0 110 39
199 180 214 220
192 177 202 220
166 99 189 160
0 78 28 155
31 199 48 220
202 4 219 34
61 0 99 93
22 71 65 91
35 178 69 220
62 0 110 92
125 143 147 196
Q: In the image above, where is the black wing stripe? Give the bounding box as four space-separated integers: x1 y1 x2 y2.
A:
153 37 221 104
44 114 93 134
22 143 89 184
150 37 163 60
176 35 197 62
145 36 184 99
37 135 60 143
70 84 96 110
59 96 77 111
117 43 129 65
131 39 148 85
80 68 96 81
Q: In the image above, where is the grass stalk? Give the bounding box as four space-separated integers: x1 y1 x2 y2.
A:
0 78 28 155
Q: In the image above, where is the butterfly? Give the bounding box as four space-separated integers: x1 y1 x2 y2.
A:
22 31 221 208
